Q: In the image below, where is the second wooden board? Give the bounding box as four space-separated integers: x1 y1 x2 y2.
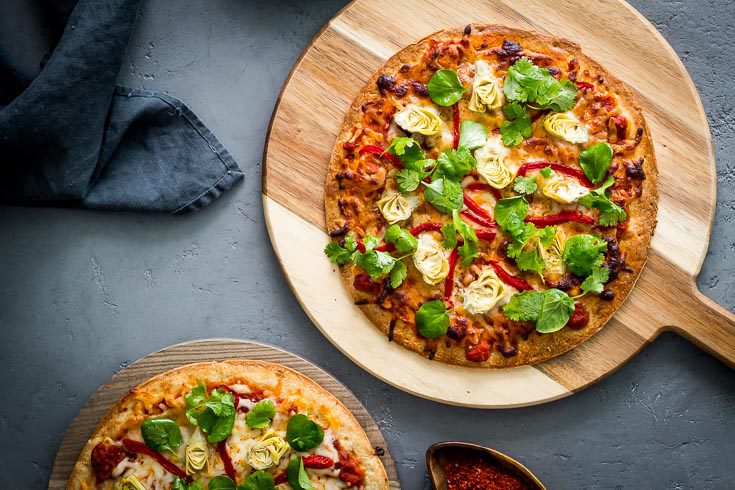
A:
263 0 735 408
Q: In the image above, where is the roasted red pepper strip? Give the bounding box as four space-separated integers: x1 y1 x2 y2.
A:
303 454 335 469
488 260 533 291
410 222 443 235
575 81 595 91
359 144 403 168
525 210 595 227
463 193 496 223
452 103 460 149
475 229 497 242
517 161 594 188
217 440 238 482
274 472 288 484
121 439 190 480
460 210 497 229
464 182 502 201
444 247 460 304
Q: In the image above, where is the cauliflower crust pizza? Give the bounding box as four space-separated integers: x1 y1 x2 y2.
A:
68 361 388 490
324 25 658 368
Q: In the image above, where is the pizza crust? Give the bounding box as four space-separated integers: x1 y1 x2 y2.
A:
324 24 658 368
68 360 389 489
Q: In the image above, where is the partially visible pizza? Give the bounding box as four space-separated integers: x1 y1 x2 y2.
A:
69 361 388 490
324 25 658 368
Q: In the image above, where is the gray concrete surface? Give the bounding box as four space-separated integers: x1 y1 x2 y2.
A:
1 1 734 488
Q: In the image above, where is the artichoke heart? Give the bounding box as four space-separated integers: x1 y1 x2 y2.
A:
413 234 450 285
543 112 589 144
377 191 420 224
469 60 503 113
475 142 513 190
246 431 289 470
538 230 567 276
393 104 443 136
118 475 146 490
185 428 210 475
463 269 508 315
542 176 590 204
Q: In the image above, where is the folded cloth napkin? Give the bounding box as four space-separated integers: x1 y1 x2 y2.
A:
0 0 243 213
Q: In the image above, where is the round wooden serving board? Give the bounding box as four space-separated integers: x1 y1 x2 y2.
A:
49 339 400 489
263 0 735 408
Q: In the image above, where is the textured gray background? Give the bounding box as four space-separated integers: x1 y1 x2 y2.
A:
1 0 733 488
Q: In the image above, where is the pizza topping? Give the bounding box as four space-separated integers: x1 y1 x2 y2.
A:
500 102 532 147
377 190 420 224
358 144 402 168
184 428 209 475
246 399 277 428
118 474 147 490
140 418 182 460
91 441 126 482
286 414 325 452
462 268 509 315
538 228 567 276
517 161 593 188
247 431 289 470
475 136 513 189
334 439 366 487
578 141 613 184
525 210 595 226
413 233 450 284
469 60 504 112
122 438 189 480
541 175 590 204
302 455 335 469
488 260 533 291
393 104 443 135
427 69 466 106
444 247 460 303
503 57 578 112
567 301 590 329
503 288 575 333
185 382 236 443
543 112 589 144
465 341 491 362
287 456 313 490
416 300 450 338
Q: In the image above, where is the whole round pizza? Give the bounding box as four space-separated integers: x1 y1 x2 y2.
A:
69 361 388 489
324 25 658 368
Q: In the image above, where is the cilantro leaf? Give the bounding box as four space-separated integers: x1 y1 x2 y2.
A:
396 169 422 193
441 222 458 249
424 177 464 213
500 102 532 147
452 209 479 266
537 226 557 247
494 196 529 237
503 57 578 112
428 69 466 106
579 142 613 184
503 291 544 321
578 175 627 226
386 137 425 168
514 248 545 276
513 174 537 195
458 120 487 150
416 300 450 338
434 147 477 181
324 236 357 265
185 382 236 443
539 166 553 178
385 225 418 254
562 234 607 277
354 250 396 279
141 418 182 456
389 260 408 289
581 266 610 294
246 399 276 429
536 288 575 333
239 471 276 490
538 79 578 113
363 235 379 251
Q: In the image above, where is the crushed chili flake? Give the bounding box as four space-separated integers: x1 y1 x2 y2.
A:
444 448 530 490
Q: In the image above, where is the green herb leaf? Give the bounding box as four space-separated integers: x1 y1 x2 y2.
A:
494 196 529 237
427 69 466 106
434 147 477 181
562 234 607 277
390 260 408 288
441 222 458 249
172 479 189 490
500 102 532 147
287 456 314 490
538 79 578 113
246 399 276 429
581 266 610 294
539 166 553 178
452 209 478 266
537 226 557 248
387 137 426 171
503 57 577 112
141 418 182 456
286 414 324 452
209 475 236 490
188 483 204 490
514 248 545 276
324 236 358 265
503 290 545 321
579 142 613 184
424 177 464 213
458 120 487 150
536 288 575 333
578 178 627 226
238 470 277 490
385 225 418 254
513 174 537 195
185 382 236 443
354 250 396 279
415 300 450 338
396 169 422 193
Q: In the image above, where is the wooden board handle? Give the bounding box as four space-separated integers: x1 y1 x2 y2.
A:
667 285 735 368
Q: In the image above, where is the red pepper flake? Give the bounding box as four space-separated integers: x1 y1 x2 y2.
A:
452 103 460 149
121 439 190 481
302 454 335 469
464 182 502 201
443 448 530 490
525 210 595 227
359 144 403 169
460 210 497 229
444 247 460 304
216 440 238 482
463 193 496 224
488 260 533 291
517 161 594 188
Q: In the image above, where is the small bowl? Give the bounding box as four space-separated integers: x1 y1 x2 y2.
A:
426 441 546 490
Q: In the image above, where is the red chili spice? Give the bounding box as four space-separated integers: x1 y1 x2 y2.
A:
452 103 460 149
443 448 531 490
516 161 594 188
358 144 403 168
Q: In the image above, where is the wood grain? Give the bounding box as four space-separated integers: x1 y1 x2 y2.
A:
263 0 735 407
49 339 400 489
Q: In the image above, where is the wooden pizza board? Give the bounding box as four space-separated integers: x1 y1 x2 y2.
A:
262 0 735 408
49 339 400 489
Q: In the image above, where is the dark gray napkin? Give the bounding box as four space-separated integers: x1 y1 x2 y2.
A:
0 0 243 213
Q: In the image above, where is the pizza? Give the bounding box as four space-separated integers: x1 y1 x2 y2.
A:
324 25 657 368
68 361 388 490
